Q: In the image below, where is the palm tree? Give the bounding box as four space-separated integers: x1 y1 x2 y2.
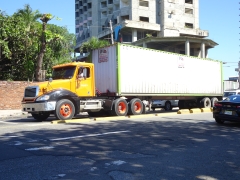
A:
15 4 42 31
79 36 110 53
15 4 42 81
35 13 53 81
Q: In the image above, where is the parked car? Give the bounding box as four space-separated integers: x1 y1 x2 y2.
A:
223 89 240 100
213 95 240 124
151 100 179 111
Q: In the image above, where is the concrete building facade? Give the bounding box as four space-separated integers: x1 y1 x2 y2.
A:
75 0 217 58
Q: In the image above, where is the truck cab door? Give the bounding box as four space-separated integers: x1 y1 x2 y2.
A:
75 66 93 97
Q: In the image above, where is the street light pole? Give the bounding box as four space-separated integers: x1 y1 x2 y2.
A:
109 20 114 45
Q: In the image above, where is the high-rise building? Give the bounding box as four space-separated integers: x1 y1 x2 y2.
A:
75 0 217 58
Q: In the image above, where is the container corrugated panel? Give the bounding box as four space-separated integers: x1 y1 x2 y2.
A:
118 44 222 96
92 45 117 93
92 44 222 96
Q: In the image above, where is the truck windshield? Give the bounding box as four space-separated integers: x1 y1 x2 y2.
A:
52 66 76 80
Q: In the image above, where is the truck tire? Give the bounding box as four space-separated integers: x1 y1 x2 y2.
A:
55 99 75 120
31 112 50 121
211 97 218 107
111 98 128 116
200 97 211 108
164 101 172 111
128 98 143 115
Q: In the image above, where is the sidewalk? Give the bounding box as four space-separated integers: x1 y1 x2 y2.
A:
0 110 29 119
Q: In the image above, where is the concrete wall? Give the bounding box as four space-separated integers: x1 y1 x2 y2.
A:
0 81 38 110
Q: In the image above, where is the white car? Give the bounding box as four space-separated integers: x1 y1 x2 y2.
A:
223 89 240 100
151 100 179 111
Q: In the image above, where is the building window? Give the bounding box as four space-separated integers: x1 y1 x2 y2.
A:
101 1 107 8
108 0 113 4
139 0 149 7
139 16 149 22
185 0 193 4
185 8 193 14
76 28 79 33
88 3 92 9
185 23 193 28
108 8 113 14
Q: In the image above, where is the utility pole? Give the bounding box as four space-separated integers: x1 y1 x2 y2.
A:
109 20 114 45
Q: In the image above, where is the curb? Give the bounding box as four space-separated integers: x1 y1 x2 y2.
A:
51 112 177 124
177 108 212 114
51 108 213 124
0 111 29 120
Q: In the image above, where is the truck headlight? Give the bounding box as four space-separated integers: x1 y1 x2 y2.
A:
36 95 50 101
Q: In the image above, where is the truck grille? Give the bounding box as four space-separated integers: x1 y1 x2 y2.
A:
24 86 39 97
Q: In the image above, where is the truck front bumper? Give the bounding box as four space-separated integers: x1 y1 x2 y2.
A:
22 101 56 112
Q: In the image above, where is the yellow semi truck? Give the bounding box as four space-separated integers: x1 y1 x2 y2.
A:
22 43 223 121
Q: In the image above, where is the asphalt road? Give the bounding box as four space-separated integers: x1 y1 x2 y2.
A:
0 111 240 180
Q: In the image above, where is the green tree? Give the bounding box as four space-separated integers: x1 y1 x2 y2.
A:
0 11 27 80
79 36 110 53
15 4 42 80
0 5 75 81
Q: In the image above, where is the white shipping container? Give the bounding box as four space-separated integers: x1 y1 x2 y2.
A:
92 44 223 97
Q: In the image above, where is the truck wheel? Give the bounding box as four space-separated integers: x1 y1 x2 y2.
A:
55 99 75 120
128 98 143 115
111 98 128 116
164 101 172 111
211 97 218 107
200 97 211 108
31 112 50 121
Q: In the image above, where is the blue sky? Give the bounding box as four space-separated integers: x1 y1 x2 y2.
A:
0 0 238 80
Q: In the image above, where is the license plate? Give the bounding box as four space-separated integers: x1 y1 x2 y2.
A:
224 110 232 115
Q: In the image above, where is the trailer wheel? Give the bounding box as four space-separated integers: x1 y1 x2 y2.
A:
164 101 172 111
111 98 128 116
200 97 211 108
211 97 218 107
31 112 50 121
128 98 143 115
55 99 75 120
